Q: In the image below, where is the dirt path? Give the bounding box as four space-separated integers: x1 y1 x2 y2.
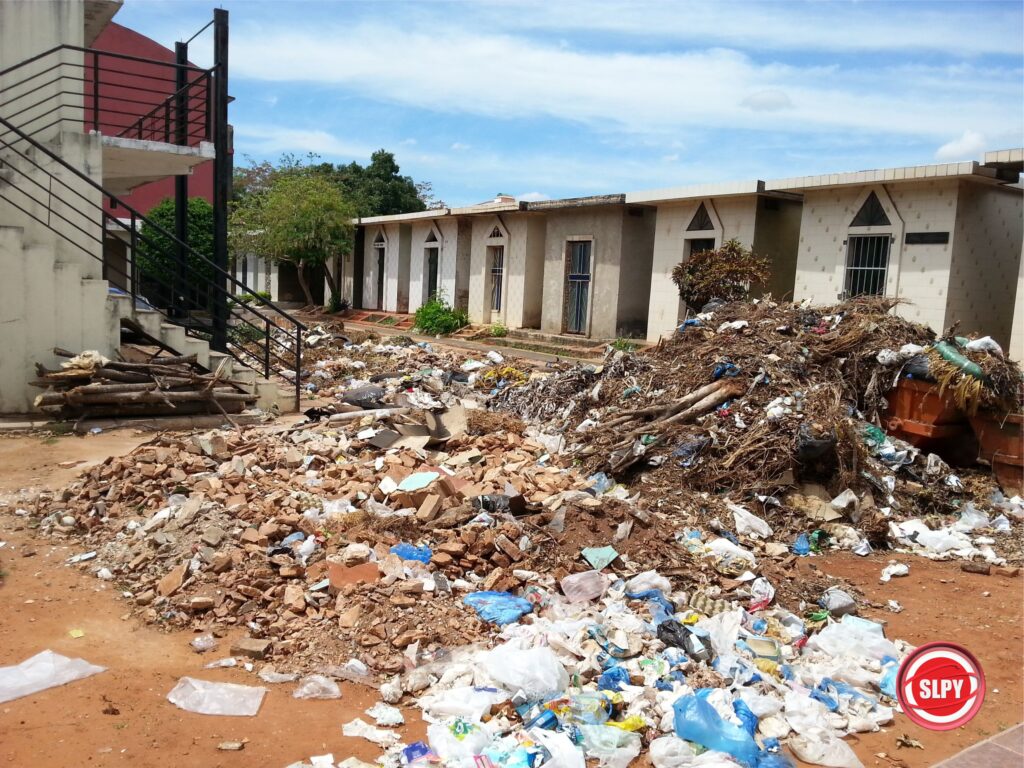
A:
0 430 1021 767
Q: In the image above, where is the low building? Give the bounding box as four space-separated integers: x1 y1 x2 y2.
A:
626 181 802 342
768 159 1023 346
526 195 655 339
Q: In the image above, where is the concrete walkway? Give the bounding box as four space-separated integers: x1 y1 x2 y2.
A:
934 724 1023 767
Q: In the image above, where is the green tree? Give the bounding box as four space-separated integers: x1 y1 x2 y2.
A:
671 238 771 310
136 197 215 309
230 172 355 307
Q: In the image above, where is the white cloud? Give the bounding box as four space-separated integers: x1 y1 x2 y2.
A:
935 130 987 161
450 142 471 150
225 24 1021 142
740 89 793 112
661 153 680 162
400 138 418 145
517 191 550 202
233 125 372 159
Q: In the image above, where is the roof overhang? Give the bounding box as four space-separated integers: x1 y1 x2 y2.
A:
524 193 626 211
626 180 764 204
357 209 451 225
448 201 526 216
764 161 1018 192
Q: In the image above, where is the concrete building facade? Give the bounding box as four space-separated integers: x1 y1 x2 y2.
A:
627 181 803 342
768 161 1023 346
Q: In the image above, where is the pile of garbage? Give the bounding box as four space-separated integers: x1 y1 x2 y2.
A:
15 296 1024 768
494 296 1024 563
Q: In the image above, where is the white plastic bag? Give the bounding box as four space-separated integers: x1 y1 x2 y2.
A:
427 718 494 761
728 503 773 539
560 570 609 602
0 650 105 704
529 729 585 768
789 734 863 768
625 570 672 594
879 563 909 583
579 725 641 768
342 717 401 747
365 701 404 726
480 643 569 699
418 684 508 722
649 735 697 768
293 674 341 700
166 677 267 716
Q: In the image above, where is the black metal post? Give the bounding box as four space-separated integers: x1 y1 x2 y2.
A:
91 52 99 132
129 211 138 303
211 8 230 352
173 41 189 322
294 325 302 410
264 319 271 380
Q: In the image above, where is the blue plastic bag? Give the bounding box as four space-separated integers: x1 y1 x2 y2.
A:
625 589 675 626
673 692 759 767
463 591 533 626
390 542 432 563
597 666 631 692
879 661 898 699
792 533 810 556
732 699 758 736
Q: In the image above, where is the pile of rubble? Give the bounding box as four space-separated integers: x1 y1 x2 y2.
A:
18 296 1024 768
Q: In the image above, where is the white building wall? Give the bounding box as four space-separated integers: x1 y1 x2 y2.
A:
407 218 458 313
945 183 1023 346
646 196 758 342
1010 243 1024 362
793 180 960 332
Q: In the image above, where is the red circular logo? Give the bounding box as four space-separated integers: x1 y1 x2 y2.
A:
896 642 985 730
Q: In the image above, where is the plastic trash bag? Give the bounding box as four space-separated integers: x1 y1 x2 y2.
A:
579 725 641 768
879 563 909 583
649 736 698 768
965 335 1003 357
560 570 609 602
788 734 863 768
597 666 632 692
342 717 401 747
820 587 856 616
365 701 404 726
480 643 569 700
625 570 672 594
293 674 341 700
805 616 898 661
672 693 759 766
390 542 433 563
463 591 533 625
427 718 493 761
728 503 773 539
530 729 585 768
417 684 509 722
166 677 267 716
0 650 106 704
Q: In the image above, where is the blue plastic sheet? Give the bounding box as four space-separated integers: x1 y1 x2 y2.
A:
462 591 533 626
673 692 759 767
732 699 758 736
390 542 432 563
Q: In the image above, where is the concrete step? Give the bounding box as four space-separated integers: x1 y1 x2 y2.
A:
183 336 210 369
208 351 234 378
504 327 610 348
158 322 187 355
131 308 164 340
489 337 607 360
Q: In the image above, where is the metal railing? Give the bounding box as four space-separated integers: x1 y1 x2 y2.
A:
0 115 305 409
0 44 213 146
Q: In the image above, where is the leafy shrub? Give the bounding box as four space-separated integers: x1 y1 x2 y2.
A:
610 337 637 352
415 296 469 335
490 323 508 338
233 290 272 305
671 238 771 309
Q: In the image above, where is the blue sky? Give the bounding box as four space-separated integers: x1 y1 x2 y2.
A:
114 0 1023 207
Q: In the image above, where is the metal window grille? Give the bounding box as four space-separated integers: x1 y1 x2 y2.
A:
566 241 591 334
844 235 890 297
375 246 385 309
489 246 504 311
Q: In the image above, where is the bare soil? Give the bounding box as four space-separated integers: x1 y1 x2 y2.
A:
0 430 1020 767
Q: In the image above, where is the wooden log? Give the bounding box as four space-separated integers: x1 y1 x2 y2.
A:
35 389 254 408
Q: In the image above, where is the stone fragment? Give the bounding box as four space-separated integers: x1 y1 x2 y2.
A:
231 637 272 659
158 563 188 597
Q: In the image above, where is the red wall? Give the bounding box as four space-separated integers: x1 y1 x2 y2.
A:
92 23 214 214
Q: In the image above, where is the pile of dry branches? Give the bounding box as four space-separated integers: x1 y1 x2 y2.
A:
32 348 256 421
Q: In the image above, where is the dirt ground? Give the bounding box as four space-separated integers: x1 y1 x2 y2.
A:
0 430 1021 767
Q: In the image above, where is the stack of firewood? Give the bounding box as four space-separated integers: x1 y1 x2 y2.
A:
32 348 256 420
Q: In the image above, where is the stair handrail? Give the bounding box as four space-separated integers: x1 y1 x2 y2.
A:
0 115 305 332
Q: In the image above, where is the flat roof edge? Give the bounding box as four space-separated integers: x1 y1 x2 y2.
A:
625 180 764 203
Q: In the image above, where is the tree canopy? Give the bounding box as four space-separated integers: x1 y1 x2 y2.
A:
136 197 215 310
230 171 356 307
